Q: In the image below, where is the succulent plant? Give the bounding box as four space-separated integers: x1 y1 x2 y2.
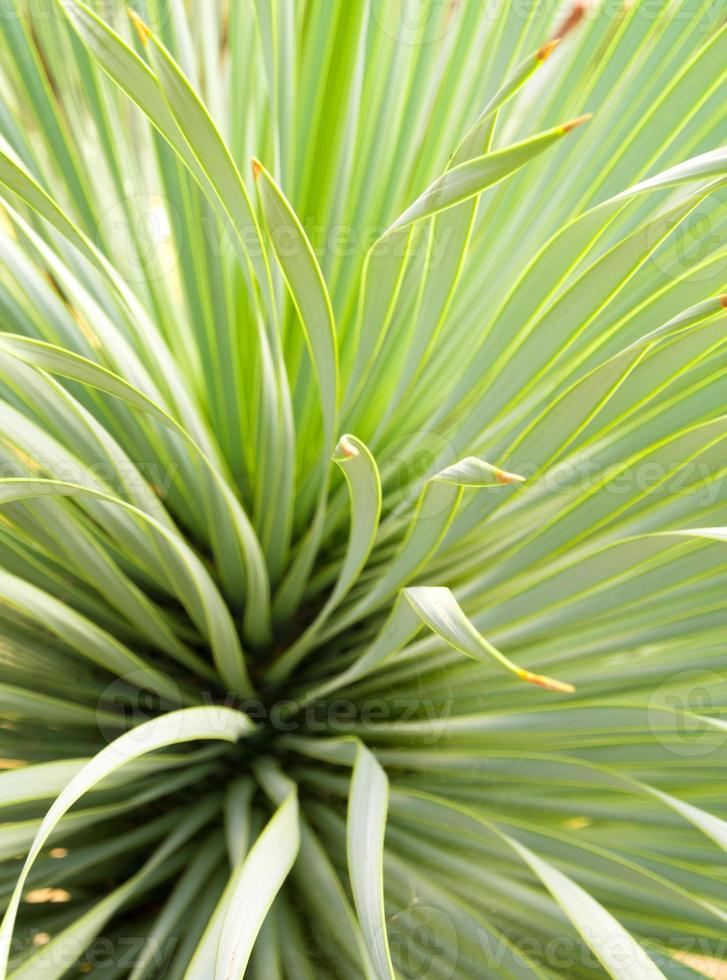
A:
0 0 725 976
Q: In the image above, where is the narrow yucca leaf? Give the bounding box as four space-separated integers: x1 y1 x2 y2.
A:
319 457 525 638
9 798 220 980
59 0 271 302
386 115 592 234
295 581 572 709
273 435 381 675
504 294 727 476
253 157 341 623
126 825 229 980
0 148 214 448
0 1 726 975
0 566 192 703
0 708 254 975
135 13 298 575
138 12 272 297
0 478 254 696
253 158 339 459
0 333 273 645
450 37 561 163
344 36 567 412
403 587 575 693
49 0 293 602
348 744 395 980
0 170 276 647
390 790 669 980
214 767 299 979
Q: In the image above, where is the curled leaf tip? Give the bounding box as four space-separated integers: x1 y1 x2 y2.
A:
251 158 263 181
518 669 576 694
536 38 561 62
337 435 359 459
562 113 592 133
495 467 526 485
127 8 150 45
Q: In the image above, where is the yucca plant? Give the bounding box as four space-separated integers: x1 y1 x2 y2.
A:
0 0 725 976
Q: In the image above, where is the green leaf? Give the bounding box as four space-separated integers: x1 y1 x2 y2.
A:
214 777 299 978
327 456 525 635
393 789 668 980
267 434 381 682
0 707 255 977
386 117 592 234
403 586 575 693
0 335 272 646
127 833 226 980
0 566 188 703
348 744 395 980
9 799 220 980
504 840 667 980
0 478 254 697
253 158 340 458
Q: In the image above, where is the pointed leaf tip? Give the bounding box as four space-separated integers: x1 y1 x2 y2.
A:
495 467 526 485
536 38 561 62
552 1 589 41
562 113 593 133
251 158 263 181
518 669 576 694
127 7 150 45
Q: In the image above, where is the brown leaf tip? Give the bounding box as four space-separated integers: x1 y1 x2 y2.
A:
562 113 593 133
552 1 589 42
518 668 576 694
251 158 263 181
536 38 561 62
127 8 150 45
720 294 727 308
